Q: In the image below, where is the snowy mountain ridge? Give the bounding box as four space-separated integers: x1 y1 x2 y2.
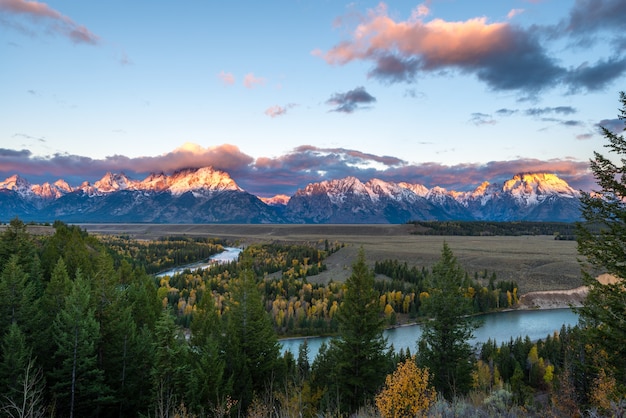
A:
0 169 582 223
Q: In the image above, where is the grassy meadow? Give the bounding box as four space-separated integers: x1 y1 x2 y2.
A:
78 223 583 293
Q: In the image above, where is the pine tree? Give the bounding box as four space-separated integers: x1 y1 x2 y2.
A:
188 291 226 414
151 309 190 417
224 269 283 411
576 91 626 391
0 255 37 337
50 271 110 418
32 258 72 376
417 243 477 399
0 323 32 401
328 247 389 413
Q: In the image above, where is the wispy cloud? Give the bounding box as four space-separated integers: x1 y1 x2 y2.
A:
243 73 266 89
0 0 99 44
507 9 524 19
469 113 496 126
326 86 376 113
525 106 577 116
217 71 235 85
264 103 297 118
316 1 626 95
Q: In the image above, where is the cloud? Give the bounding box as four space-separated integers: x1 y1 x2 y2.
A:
0 144 596 197
496 108 517 116
563 0 626 41
217 71 235 85
507 9 524 19
317 2 626 94
0 0 99 44
264 103 297 118
326 86 376 113
0 148 31 158
469 113 496 126
596 118 624 135
525 106 576 116
565 57 626 92
243 73 266 89
319 3 563 93
13 133 45 142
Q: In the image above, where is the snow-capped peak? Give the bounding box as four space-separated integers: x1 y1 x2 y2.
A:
31 180 74 199
94 172 136 193
260 194 291 206
398 182 429 197
0 174 32 195
167 167 242 195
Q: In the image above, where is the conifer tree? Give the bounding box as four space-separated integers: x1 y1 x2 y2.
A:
328 247 389 413
32 258 72 376
50 271 110 418
224 269 283 411
576 91 626 389
0 323 32 401
0 255 37 337
151 309 190 417
417 243 477 399
188 291 226 414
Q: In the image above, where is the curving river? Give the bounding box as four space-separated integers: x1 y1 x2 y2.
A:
155 247 242 277
281 308 579 361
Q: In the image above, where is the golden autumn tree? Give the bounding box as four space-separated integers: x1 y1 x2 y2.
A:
375 357 436 418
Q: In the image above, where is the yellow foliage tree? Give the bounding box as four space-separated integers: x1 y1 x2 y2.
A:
375 357 436 418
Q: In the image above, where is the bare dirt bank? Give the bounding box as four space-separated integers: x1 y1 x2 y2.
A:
517 286 587 310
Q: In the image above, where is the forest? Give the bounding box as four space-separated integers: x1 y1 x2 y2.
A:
0 215 621 417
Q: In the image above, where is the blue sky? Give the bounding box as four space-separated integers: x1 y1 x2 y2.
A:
1 0 625 197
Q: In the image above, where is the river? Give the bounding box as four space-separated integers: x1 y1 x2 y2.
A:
155 247 242 277
280 308 579 361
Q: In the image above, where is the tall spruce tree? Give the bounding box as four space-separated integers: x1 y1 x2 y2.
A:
50 271 110 418
188 291 226 415
327 247 389 414
33 258 72 376
224 269 283 412
151 309 190 417
0 323 32 402
576 91 626 388
417 242 477 399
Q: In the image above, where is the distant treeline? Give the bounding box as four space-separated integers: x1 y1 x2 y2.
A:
409 221 578 239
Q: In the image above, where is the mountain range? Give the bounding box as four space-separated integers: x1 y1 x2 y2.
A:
0 167 582 224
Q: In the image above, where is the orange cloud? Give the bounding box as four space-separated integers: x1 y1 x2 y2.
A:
318 2 564 91
323 8 510 67
0 0 99 44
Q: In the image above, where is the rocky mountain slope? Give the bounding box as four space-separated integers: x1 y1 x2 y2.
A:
0 169 581 223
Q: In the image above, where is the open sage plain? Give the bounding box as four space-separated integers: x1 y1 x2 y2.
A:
78 223 584 294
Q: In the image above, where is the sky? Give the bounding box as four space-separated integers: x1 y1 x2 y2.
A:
1 0 625 197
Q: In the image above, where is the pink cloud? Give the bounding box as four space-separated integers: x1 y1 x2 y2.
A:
264 104 296 118
318 2 563 91
243 73 266 89
322 4 510 67
217 71 235 85
507 9 525 19
0 0 99 44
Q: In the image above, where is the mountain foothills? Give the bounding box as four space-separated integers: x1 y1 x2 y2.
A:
0 167 581 223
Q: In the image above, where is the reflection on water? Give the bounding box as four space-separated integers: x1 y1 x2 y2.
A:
281 308 579 362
